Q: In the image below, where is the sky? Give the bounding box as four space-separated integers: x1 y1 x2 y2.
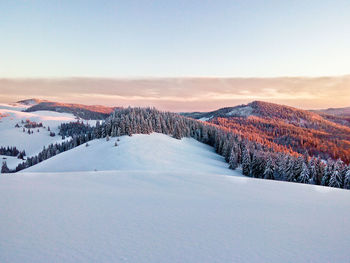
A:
0 1 350 110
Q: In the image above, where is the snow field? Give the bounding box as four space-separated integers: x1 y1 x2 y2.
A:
0 170 349 263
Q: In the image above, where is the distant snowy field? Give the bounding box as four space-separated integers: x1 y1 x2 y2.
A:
1 170 350 263
0 103 96 168
0 103 75 156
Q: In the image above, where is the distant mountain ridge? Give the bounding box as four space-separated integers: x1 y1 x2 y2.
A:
17 98 48 105
21 100 118 120
183 101 350 163
184 101 347 121
313 106 350 117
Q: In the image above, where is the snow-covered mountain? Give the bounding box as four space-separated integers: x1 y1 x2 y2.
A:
17 98 47 106
183 101 350 163
24 100 117 119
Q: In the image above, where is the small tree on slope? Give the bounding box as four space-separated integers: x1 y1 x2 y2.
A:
298 162 310 184
263 158 274 180
329 160 344 188
228 148 238 170
242 148 251 176
344 169 350 189
1 161 10 173
329 170 343 188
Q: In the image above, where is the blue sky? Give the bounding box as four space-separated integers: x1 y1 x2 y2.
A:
1 0 350 77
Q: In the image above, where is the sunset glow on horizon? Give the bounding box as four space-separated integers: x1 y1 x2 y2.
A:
1 1 350 110
1 76 349 111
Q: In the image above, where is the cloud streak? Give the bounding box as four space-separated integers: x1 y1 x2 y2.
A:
1 76 349 111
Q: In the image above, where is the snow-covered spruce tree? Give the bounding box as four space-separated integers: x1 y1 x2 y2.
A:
263 157 274 180
344 168 350 189
309 157 318 185
241 148 251 176
283 156 295 182
329 159 344 188
321 160 334 186
250 152 265 178
273 154 284 180
228 148 238 170
293 156 304 181
312 157 324 185
329 169 343 188
298 162 310 184
1 161 10 173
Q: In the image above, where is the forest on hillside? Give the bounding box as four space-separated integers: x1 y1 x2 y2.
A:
185 101 350 164
3 107 350 190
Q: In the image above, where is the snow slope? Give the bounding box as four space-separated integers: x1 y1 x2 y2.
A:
23 133 237 176
0 104 76 158
0 103 99 169
0 155 23 168
1 170 349 263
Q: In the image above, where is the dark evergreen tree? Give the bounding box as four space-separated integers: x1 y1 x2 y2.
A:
1 161 10 173
298 162 310 184
263 158 274 180
228 148 238 170
344 168 350 189
242 148 251 176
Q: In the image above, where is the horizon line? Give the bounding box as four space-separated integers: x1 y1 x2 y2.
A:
1 73 350 80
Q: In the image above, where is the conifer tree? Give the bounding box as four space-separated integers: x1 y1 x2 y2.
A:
293 156 304 180
228 148 238 170
242 148 251 176
298 162 310 184
263 158 274 180
329 170 342 188
284 156 295 182
321 163 332 186
1 161 10 173
329 160 344 188
344 168 350 189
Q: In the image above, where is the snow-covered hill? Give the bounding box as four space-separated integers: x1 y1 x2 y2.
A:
0 103 77 156
1 169 350 263
0 103 97 169
22 133 237 175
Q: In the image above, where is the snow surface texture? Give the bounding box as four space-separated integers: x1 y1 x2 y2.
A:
0 104 96 168
1 170 349 263
226 105 253 117
23 133 236 175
